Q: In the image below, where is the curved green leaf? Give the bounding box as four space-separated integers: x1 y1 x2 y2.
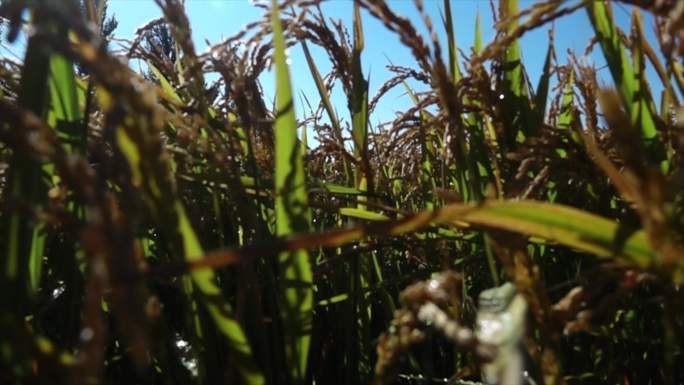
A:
148 62 184 105
587 2 664 167
272 0 313 381
197 200 659 273
455 201 655 266
176 203 265 385
500 0 532 145
340 207 390 221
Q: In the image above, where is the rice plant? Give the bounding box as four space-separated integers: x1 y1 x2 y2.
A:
0 0 683 384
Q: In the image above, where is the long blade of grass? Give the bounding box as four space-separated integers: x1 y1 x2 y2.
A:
1 6 56 376
301 41 341 132
339 208 462 239
630 12 679 106
114 122 265 384
351 5 370 191
148 62 184 106
464 8 492 201
340 207 390 221
533 30 554 128
271 0 313 381
2 8 52 309
48 56 81 124
176 203 265 385
403 81 438 205
193 200 658 277
558 68 575 130
301 41 351 182
443 0 461 81
318 182 364 195
348 3 375 381
43 53 84 323
586 1 664 166
500 0 533 147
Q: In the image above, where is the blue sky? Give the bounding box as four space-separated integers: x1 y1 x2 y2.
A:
106 0 628 126
2 1 667 129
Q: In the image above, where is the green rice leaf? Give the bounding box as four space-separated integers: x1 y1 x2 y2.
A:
340 207 390 221
148 62 184 105
3 10 52 304
500 0 533 145
443 0 461 81
403 81 438 205
176 203 265 385
300 42 350 184
320 182 364 195
301 41 341 131
1 8 54 376
197 200 659 275
272 0 313 381
348 4 375 379
558 68 575 130
587 2 664 166
534 31 554 127
351 2 370 191
48 55 81 123
455 201 655 266
113 116 265 384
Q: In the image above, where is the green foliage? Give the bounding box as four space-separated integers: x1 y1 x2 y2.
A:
587 1 665 167
272 0 313 382
0 1 683 385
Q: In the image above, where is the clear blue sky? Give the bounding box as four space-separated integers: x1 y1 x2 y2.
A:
3 1 667 129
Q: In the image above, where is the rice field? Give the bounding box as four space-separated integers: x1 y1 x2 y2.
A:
0 0 683 384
